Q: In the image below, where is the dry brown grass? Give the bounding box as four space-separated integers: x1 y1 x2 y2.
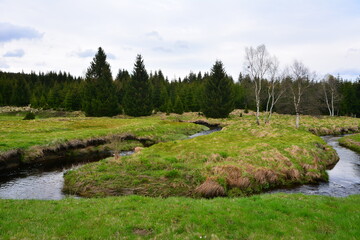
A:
134 147 144 153
213 165 251 188
305 171 322 181
301 163 315 171
261 149 289 165
285 145 309 159
254 168 279 184
195 178 225 198
281 168 301 181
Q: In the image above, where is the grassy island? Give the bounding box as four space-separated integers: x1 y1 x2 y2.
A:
339 134 360 153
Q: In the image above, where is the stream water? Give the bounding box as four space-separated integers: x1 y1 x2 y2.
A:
0 151 134 200
0 128 221 200
1 131 359 200
269 135 360 197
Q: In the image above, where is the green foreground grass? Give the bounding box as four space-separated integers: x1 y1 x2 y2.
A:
0 194 359 239
339 133 360 153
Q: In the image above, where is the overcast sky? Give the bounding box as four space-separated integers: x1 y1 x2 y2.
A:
0 0 359 80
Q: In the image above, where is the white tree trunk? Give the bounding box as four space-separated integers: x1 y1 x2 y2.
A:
295 112 300 129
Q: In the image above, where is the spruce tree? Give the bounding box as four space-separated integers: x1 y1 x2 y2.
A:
202 60 234 118
165 99 173 115
82 47 119 116
10 77 30 106
123 55 152 116
114 69 131 109
173 96 184 114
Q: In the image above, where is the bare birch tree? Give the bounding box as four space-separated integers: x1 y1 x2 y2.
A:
322 74 338 116
263 56 285 124
288 60 313 129
244 44 271 125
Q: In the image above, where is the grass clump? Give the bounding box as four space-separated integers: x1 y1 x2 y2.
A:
0 194 359 239
339 133 360 153
23 112 35 120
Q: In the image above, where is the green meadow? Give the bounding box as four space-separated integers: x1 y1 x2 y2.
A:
1 194 359 239
1 111 360 239
0 114 205 153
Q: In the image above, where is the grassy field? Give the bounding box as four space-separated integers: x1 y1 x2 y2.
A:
64 113 360 197
1 111 360 239
339 133 360 153
0 194 359 239
0 115 206 153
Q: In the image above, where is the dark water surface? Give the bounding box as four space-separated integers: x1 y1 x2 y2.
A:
269 135 360 197
0 128 222 200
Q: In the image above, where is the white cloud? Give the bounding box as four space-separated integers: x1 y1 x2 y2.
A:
72 49 96 58
0 22 42 42
3 49 25 57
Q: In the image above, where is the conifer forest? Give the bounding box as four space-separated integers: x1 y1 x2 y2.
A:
1 47 359 118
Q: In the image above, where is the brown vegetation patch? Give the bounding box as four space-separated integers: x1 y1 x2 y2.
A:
261 149 289 165
205 153 224 163
134 147 144 153
250 129 279 138
306 171 322 181
348 139 360 147
254 168 279 184
285 145 309 159
281 168 301 181
213 165 251 188
133 228 153 236
195 178 225 198
309 126 359 136
227 177 251 189
301 163 316 171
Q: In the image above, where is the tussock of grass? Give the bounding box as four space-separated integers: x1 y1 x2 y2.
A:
339 133 360 153
0 194 359 239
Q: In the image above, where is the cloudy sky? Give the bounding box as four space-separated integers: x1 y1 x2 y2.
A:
0 0 359 80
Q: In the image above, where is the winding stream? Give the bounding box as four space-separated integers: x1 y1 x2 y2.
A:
1 131 359 200
269 135 360 197
0 128 221 200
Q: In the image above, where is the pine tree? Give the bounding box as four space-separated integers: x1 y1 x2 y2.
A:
173 96 184 114
202 60 234 118
82 47 119 116
123 55 152 116
114 69 131 109
39 95 48 109
10 77 30 106
165 99 173 115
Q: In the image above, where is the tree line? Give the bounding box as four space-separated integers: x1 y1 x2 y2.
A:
0 46 359 119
